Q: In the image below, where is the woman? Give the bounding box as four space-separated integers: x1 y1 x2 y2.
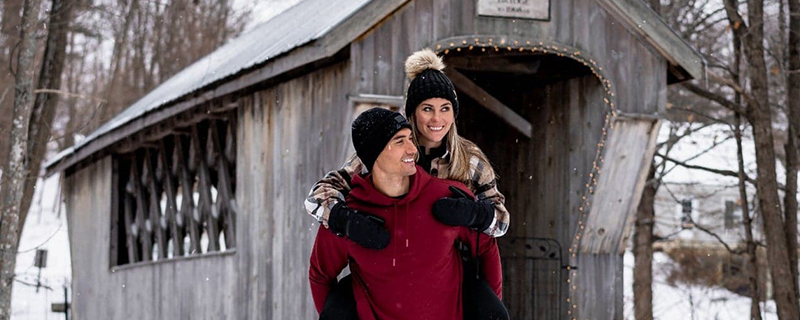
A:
305 49 511 319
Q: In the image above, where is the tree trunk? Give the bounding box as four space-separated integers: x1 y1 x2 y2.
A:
786 0 800 304
633 164 657 320
18 0 75 243
731 21 764 318
724 0 800 318
784 126 799 304
0 0 24 172
102 0 138 126
737 114 764 320
0 0 41 318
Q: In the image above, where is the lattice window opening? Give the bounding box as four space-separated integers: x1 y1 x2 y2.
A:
113 116 238 266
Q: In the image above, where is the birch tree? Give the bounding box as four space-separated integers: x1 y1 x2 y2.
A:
18 0 76 237
0 0 41 317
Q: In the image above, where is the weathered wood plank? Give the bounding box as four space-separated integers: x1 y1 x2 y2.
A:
446 68 533 138
447 55 543 74
191 124 220 252
575 253 624 319
209 119 237 248
158 140 184 257
143 149 169 259
173 136 202 254
579 118 661 254
129 157 153 261
122 182 140 263
375 17 393 95
596 0 705 82
110 158 121 267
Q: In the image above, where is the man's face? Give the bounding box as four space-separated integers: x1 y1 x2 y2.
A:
372 128 418 177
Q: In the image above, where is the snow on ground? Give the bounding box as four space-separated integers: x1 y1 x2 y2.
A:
11 173 71 320
623 250 778 320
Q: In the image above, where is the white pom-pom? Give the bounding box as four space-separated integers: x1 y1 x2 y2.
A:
404 49 445 80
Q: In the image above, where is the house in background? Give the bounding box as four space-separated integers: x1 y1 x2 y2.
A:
651 122 774 298
45 0 704 319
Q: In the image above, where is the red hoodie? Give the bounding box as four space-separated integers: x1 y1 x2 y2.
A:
309 165 502 320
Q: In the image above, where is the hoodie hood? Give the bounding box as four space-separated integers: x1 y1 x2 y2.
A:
349 165 431 207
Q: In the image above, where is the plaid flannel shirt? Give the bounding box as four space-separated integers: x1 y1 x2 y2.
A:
303 150 510 238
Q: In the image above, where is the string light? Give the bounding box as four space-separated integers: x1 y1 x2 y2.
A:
434 36 618 320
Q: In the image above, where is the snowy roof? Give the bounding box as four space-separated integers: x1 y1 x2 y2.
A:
46 0 706 175
45 0 373 173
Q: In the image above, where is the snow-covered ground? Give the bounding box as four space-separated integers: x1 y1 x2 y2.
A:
11 174 71 320
623 250 778 320
622 121 781 320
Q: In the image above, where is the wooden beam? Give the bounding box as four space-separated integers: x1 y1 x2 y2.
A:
579 118 662 254
445 69 533 138
446 56 543 75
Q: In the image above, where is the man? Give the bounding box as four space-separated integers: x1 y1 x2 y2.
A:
309 108 502 320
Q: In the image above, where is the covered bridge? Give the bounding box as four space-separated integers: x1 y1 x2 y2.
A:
45 0 704 319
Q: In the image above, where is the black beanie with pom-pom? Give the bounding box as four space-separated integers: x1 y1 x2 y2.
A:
404 49 459 118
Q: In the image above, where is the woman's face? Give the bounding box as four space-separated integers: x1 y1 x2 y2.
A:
414 97 454 147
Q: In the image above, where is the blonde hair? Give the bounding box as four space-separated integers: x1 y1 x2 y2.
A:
408 112 495 187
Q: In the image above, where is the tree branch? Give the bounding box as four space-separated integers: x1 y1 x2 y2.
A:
682 82 747 115
691 219 745 254
723 0 749 37
656 153 757 184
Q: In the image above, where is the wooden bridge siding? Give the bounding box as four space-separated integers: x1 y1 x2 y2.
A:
237 62 351 319
66 157 238 320
454 73 607 318
350 0 666 115
574 253 625 319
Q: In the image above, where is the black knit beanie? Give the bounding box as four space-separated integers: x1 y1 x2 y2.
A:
351 108 412 172
404 49 459 118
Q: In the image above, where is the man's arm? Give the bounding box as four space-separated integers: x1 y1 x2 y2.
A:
309 226 350 313
304 154 362 227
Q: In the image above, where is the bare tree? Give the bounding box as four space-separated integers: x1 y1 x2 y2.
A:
733 25 764 317
0 0 41 317
633 164 657 320
0 0 23 171
722 0 799 318
736 114 764 320
785 0 800 303
17 0 76 241
101 0 138 128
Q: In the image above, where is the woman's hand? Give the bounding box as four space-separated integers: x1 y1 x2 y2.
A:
432 186 494 231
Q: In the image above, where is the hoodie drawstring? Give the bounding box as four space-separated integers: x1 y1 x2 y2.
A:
393 205 397 267
392 203 411 268
405 203 410 249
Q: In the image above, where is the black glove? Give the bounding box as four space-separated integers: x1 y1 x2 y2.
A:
433 186 494 231
328 201 390 250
